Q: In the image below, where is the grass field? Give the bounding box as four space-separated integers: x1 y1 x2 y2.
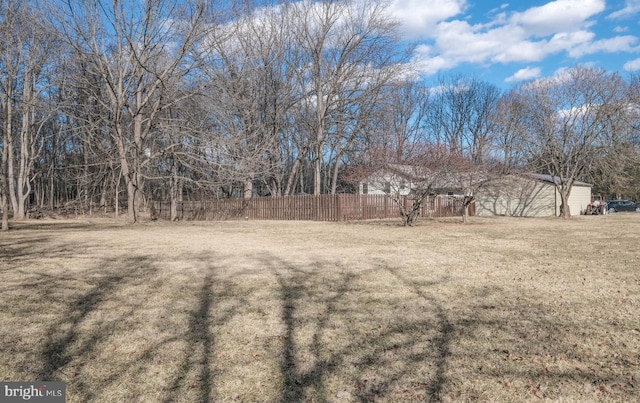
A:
1 214 639 402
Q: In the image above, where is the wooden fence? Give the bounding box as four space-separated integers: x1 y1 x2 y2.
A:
151 194 470 222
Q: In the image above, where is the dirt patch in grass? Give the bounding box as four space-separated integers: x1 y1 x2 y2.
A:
1 215 639 402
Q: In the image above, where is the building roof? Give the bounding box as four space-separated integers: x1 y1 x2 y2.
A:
527 173 591 187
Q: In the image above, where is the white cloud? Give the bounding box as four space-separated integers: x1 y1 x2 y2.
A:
608 0 640 19
494 30 595 63
505 66 541 82
509 0 605 36
434 20 504 62
413 45 454 75
389 0 466 38
413 13 598 73
493 41 547 63
623 58 640 71
488 3 510 14
403 0 638 77
549 66 577 82
568 35 638 57
546 31 595 53
520 67 573 91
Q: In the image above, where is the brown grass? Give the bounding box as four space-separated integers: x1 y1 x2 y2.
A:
1 214 639 402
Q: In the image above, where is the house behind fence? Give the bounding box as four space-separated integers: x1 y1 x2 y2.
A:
150 194 469 221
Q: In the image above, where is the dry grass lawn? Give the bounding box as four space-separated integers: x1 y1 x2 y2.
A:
0 214 639 402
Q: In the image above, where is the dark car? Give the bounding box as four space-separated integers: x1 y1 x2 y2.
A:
607 200 640 213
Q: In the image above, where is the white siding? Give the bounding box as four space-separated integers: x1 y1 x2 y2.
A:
360 174 412 196
360 181 387 195
560 184 592 216
476 175 592 217
476 176 556 217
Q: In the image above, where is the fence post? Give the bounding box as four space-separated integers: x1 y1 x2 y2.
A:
383 194 388 217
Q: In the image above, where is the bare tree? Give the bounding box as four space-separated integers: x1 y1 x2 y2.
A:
445 155 505 223
10 0 640 225
511 66 630 217
57 0 206 223
291 0 408 195
1 1 59 226
352 145 460 226
426 74 502 162
493 91 529 169
348 80 452 226
0 0 14 230
423 74 505 222
199 2 300 199
595 72 640 200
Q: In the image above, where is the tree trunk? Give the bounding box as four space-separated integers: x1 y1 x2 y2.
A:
313 145 322 195
16 68 41 220
558 187 572 218
313 85 325 195
115 110 143 224
330 149 343 195
1 90 12 230
126 178 138 223
170 172 182 221
115 171 119 219
1 133 9 231
395 195 419 226
99 174 108 213
7 126 18 218
270 175 281 197
243 175 253 199
462 195 474 223
16 95 33 219
48 151 56 210
284 146 309 196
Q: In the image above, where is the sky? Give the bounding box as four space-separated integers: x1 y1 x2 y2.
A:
387 0 640 87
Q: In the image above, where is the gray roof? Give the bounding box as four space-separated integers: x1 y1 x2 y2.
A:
527 173 591 187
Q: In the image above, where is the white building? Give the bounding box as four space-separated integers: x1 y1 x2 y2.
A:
475 174 592 217
358 164 462 197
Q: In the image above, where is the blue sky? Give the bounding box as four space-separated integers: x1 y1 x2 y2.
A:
387 0 640 87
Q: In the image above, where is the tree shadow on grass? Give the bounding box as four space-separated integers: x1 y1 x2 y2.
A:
273 263 355 402
5 224 636 402
0 228 105 271
0 250 192 401
381 267 454 402
3 220 127 236
37 256 160 383
264 254 638 402
0 235 60 263
4 239 259 402
161 252 267 403
377 264 638 401
263 255 456 403
161 273 214 403
60 252 246 402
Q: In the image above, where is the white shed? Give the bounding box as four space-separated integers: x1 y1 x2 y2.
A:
475 174 592 217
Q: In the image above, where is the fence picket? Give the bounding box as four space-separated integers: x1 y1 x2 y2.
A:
151 194 467 222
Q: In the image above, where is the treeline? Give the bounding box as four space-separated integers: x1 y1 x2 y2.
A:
1 0 639 226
